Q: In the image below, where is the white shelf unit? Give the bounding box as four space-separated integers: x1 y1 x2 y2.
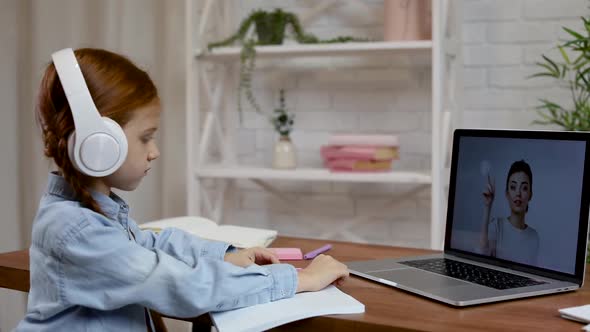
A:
185 0 463 249
196 165 432 184
196 41 433 60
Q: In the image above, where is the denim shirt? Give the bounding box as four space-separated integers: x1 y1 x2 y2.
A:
15 173 297 331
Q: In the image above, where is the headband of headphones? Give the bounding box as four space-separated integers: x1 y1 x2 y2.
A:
52 48 107 143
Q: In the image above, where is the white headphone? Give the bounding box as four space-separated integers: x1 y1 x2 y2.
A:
51 48 128 177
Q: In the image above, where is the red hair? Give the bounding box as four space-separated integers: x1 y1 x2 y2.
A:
36 48 158 215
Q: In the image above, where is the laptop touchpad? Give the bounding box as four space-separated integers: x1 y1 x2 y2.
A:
371 268 470 289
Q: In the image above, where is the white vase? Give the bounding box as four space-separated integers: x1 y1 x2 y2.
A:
272 136 297 169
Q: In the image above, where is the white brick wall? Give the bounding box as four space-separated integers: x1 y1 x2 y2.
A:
463 0 522 21
462 0 587 131
464 45 523 66
202 0 588 248
523 0 586 18
486 22 557 43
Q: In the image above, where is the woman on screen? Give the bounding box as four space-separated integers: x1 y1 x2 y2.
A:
480 160 539 265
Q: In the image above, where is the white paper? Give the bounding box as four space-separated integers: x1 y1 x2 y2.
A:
139 216 277 248
210 285 365 332
559 304 590 323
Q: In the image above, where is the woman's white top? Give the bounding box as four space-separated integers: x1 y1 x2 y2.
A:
488 217 539 266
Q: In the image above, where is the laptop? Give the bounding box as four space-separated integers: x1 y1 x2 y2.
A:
348 129 590 306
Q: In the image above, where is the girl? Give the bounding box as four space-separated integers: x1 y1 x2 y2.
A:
16 48 349 331
480 159 540 265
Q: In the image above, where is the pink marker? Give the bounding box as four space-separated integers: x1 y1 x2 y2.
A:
303 244 332 259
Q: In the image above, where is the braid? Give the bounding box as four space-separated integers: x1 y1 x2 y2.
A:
56 138 105 216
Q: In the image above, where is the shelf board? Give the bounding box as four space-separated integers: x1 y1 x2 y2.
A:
197 41 433 61
195 165 432 184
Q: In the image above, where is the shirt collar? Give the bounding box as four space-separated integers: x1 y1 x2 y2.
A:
46 172 129 221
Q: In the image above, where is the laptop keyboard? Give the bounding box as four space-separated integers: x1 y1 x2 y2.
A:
399 258 546 290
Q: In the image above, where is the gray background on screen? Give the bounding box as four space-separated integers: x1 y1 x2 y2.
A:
450 136 585 274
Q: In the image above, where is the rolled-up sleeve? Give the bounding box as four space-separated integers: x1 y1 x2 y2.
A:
57 220 297 318
129 219 234 266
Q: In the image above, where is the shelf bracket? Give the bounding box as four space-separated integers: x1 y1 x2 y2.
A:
199 179 229 223
196 66 231 167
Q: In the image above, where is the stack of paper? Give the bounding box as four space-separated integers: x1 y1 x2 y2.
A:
210 285 364 332
139 216 277 248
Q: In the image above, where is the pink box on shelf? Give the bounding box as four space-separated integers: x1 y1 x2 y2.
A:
327 134 399 147
269 248 303 260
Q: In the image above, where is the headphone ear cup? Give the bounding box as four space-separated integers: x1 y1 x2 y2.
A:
101 117 128 168
67 130 82 172
66 118 128 177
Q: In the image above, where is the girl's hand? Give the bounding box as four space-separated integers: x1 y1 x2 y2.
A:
483 174 495 208
296 254 349 293
224 247 280 267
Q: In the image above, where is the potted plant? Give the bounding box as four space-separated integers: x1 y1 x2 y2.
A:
207 8 367 119
530 16 590 131
530 15 590 261
270 89 296 169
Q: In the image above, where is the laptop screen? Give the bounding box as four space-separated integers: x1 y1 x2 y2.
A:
446 130 590 279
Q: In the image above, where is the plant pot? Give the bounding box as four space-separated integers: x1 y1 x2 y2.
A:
254 12 287 45
272 136 297 169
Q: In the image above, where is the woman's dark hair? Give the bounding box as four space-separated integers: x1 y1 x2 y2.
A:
505 160 533 193
36 48 158 215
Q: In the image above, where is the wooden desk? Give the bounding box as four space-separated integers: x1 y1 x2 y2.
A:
1 236 589 331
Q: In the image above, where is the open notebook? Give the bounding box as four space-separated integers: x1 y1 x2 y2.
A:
210 285 365 332
138 216 277 248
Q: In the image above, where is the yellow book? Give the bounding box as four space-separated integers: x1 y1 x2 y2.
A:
326 159 393 171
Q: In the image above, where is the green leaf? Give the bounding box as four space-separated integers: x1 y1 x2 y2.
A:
577 66 590 85
573 56 588 70
528 72 558 79
542 55 560 74
534 60 559 77
563 26 584 40
559 46 571 64
560 64 568 79
572 52 585 66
